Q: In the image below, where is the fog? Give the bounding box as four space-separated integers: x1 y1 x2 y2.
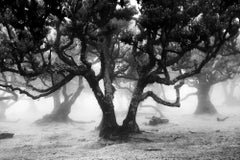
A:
2 78 240 160
4 78 240 125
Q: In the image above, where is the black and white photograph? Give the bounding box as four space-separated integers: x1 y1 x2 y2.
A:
0 0 240 159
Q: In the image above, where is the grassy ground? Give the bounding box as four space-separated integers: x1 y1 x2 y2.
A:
0 107 240 160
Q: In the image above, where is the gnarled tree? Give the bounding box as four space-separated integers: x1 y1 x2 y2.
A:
176 39 240 115
120 0 240 132
0 0 240 139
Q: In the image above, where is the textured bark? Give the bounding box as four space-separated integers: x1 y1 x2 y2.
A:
194 82 217 115
99 105 119 138
85 71 118 139
122 80 146 133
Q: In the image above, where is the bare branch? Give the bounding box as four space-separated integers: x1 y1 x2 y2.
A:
141 82 183 107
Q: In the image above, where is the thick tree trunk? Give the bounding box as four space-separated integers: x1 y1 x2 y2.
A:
121 81 146 133
194 82 217 115
99 103 119 138
85 71 118 139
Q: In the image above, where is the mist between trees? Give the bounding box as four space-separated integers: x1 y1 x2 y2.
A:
0 0 240 140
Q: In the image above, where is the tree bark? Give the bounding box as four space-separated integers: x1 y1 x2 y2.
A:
121 80 146 133
194 81 218 115
85 71 119 139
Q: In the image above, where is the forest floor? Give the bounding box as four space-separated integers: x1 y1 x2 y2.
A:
0 106 240 160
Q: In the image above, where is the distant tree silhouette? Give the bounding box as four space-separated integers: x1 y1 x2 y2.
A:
176 38 240 115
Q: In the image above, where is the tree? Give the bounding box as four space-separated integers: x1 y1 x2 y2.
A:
222 76 240 106
0 73 18 120
36 77 83 123
177 38 240 115
0 0 240 139
120 0 240 132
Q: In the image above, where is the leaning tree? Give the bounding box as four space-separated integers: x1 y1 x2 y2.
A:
0 0 240 139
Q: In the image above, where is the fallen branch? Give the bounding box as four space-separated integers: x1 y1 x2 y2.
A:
0 133 14 139
144 148 162 151
217 116 229 122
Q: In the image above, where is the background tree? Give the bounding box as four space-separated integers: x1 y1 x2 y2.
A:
220 39 240 106
0 73 18 120
176 38 240 115
222 76 240 106
36 76 83 123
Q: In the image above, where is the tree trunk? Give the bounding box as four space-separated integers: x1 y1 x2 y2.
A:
85 71 119 139
121 80 146 133
49 102 72 122
0 102 7 120
49 89 72 122
194 82 217 115
222 80 240 106
36 90 72 123
99 103 119 138
37 76 84 124
51 90 61 115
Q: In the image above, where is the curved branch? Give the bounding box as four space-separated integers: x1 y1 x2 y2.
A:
0 74 75 99
54 20 78 67
141 82 183 107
